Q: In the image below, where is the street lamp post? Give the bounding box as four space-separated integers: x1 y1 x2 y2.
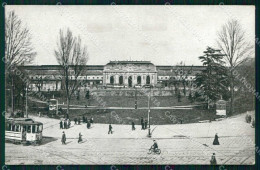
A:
147 87 151 137
26 84 28 118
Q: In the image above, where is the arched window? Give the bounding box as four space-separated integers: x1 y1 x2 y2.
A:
119 76 123 85
128 76 132 87
110 76 114 84
137 76 141 85
146 75 150 84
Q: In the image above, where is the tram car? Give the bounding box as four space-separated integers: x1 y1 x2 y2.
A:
5 118 43 144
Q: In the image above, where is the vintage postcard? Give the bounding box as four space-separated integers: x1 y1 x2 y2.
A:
4 5 255 165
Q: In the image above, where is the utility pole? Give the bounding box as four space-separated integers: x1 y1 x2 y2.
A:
147 87 151 137
135 87 137 109
11 76 14 116
26 83 28 118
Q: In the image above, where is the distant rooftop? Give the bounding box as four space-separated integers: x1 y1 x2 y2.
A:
108 61 152 64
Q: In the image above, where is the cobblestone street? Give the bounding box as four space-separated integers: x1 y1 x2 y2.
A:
5 113 255 165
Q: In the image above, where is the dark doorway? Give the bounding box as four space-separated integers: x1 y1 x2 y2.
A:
110 76 114 84
128 76 132 87
137 76 141 85
146 75 150 84
119 76 123 85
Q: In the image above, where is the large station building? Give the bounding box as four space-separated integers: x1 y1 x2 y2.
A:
21 61 205 91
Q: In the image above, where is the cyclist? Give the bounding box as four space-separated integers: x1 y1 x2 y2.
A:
150 140 158 152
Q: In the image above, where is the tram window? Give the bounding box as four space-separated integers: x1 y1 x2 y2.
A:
39 125 43 132
15 125 20 132
32 125 36 133
22 126 26 132
12 125 15 131
6 123 11 131
27 126 31 133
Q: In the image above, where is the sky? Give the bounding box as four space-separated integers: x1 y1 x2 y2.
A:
6 5 255 66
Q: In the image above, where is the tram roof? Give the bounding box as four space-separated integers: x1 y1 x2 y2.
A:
6 118 43 125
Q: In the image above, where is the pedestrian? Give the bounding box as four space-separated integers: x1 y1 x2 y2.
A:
64 120 67 129
90 117 94 124
144 120 148 129
78 118 81 125
60 120 63 129
108 124 113 134
83 115 86 123
132 121 135 130
67 119 70 128
74 118 77 125
61 131 66 145
210 153 217 165
213 133 220 145
78 132 83 143
141 117 144 130
87 121 91 129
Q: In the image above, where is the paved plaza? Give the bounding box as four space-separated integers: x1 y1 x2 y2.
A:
5 112 255 165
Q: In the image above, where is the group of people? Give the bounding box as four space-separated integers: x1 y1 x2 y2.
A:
140 117 148 130
73 116 94 129
60 119 71 129
61 131 83 144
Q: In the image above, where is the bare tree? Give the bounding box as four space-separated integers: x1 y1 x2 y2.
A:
54 28 88 115
217 19 254 114
5 11 36 114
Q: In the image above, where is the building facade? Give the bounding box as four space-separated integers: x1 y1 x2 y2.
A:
103 61 157 87
19 61 205 91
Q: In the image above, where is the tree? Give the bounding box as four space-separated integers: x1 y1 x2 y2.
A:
195 47 228 109
5 11 36 114
54 28 88 115
217 20 253 114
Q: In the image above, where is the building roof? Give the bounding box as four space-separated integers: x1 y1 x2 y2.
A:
107 61 152 65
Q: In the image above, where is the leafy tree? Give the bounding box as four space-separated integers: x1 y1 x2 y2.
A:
195 47 229 109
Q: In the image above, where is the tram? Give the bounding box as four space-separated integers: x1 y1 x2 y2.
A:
5 118 43 144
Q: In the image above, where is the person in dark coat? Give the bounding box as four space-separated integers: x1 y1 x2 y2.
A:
61 131 66 145
83 116 86 123
78 118 81 125
60 120 63 129
132 121 135 130
210 153 217 165
144 120 148 129
74 118 77 125
108 124 113 134
64 120 67 129
141 117 144 130
213 133 220 145
78 133 83 143
87 121 91 129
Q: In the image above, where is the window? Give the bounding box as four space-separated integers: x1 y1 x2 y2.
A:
119 76 123 85
32 125 36 133
15 125 20 132
137 76 141 84
27 125 31 133
110 76 114 84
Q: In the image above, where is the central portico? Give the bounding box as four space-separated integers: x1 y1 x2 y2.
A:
103 61 157 87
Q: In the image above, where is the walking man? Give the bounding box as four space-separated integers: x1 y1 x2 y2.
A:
78 132 83 143
60 120 63 129
210 153 217 165
132 121 135 130
144 120 148 129
108 124 113 134
141 117 144 130
61 131 66 145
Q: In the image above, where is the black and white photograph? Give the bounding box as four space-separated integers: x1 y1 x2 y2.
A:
4 4 256 165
